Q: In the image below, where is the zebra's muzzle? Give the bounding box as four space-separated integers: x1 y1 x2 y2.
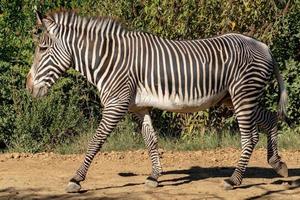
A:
31 85 48 98
26 72 48 98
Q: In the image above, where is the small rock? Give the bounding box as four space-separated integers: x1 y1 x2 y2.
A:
44 153 50 157
5 154 13 159
33 154 39 158
12 153 20 159
119 155 125 159
22 153 30 158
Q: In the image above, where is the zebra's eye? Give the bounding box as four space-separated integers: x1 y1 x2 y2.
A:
39 45 48 52
33 28 43 36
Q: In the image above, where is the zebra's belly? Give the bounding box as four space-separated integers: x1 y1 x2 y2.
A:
131 88 228 113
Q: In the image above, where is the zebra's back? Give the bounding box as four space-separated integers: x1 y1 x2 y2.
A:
130 33 269 112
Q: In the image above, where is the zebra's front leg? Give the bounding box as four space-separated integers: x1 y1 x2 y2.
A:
66 104 128 193
133 110 162 187
256 107 288 177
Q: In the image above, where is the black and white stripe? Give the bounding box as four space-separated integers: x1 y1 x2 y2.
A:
28 11 288 191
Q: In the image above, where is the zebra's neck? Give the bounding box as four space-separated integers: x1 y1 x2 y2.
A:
45 11 127 89
67 17 127 87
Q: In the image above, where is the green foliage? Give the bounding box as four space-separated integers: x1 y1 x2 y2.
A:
54 123 300 153
281 59 300 120
11 92 87 152
0 62 26 145
264 2 300 121
56 116 143 154
0 0 299 152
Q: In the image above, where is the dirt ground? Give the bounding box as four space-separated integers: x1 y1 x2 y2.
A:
0 148 300 200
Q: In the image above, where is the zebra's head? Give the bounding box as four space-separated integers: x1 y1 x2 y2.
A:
26 11 72 98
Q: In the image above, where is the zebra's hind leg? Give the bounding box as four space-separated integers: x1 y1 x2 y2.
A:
132 110 162 187
223 95 260 190
66 103 128 193
256 107 288 177
223 127 259 190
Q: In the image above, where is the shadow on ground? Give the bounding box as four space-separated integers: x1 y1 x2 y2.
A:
0 186 141 200
1 167 300 199
118 166 300 187
0 186 220 200
161 166 300 199
159 166 300 186
121 166 300 199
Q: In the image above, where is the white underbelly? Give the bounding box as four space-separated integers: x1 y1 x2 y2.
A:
132 88 227 113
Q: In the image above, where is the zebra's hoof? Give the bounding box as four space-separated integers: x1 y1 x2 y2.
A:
66 181 81 193
145 177 159 188
276 162 288 178
223 179 235 190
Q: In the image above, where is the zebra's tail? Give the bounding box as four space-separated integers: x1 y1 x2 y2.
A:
273 60 288 121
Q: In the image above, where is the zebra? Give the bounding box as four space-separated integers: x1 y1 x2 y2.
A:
26 10 288 192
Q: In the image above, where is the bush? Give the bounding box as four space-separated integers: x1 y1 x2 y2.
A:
0 0 299 152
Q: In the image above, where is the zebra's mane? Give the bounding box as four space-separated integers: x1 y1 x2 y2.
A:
44 10 127 32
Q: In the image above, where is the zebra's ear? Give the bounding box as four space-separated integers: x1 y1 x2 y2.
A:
42 17 54 32
35 10 54 34
35 10 43 26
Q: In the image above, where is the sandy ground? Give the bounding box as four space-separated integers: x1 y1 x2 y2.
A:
0 148 300 200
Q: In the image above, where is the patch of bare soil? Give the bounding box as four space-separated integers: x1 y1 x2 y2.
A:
0 148 300 200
